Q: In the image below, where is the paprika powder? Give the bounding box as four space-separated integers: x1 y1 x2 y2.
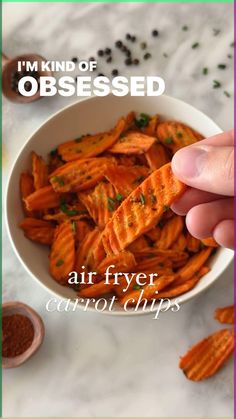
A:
2 314 34 358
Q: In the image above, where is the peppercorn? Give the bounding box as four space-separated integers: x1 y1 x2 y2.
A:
133 59 140 65
144 52 151 60
126 33 131 40
125 58 132 66
89 57 95 61
105 47 111 55
106 56 112 63
98 73 105 77
131 36 136 42
71 57 78 63
140 42 147 50
97 49 104 57
122 45 128 52
115 40 123 48
125 50 131 57
112 69 118 76
152 29 159 37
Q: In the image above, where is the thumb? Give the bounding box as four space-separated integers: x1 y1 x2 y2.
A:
171 145 234 196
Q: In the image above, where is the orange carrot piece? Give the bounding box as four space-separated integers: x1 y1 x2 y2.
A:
177 248 212 283
104 164 149 197
20 172 36 217
214 305 234 325
73 220 92 245
49 157 113 193
19 218 55 245
186 232 201 253
57 117 126 161
75 229 101 272
31 151 49 190
24 185 60 211
143 115 160 136
179 328 234 381
171 233 187 252
128 236 149 252
201 237 219 247
155 215 184 250
145 143 170 171
49 221 75 284
79 279 114 298
157 121 203 154
101 163 187 254
79 182 117 229
97 251 136 274
109 131 156 154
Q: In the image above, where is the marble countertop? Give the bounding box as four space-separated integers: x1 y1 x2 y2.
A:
2 3 234 418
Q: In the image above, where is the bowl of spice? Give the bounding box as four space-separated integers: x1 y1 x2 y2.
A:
2 301 45 368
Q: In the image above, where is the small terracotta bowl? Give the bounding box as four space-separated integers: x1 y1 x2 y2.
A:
2 301 45 368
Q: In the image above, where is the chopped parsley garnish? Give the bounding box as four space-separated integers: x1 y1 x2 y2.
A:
163 205 170 212
135 113 150 128
60 200 79 216
51 176 65 186
107 196 116 212
203 67 208 75
164 137 173 145
192 42 199 49
151 194 157 204
50 148 58 156
224 91 231 98
116 193 123 202
213 80 221 89
140 193 146 205
133 284 141 290
56 259 64 267
218 64 226 70
176 132 183 138
182 25 188 31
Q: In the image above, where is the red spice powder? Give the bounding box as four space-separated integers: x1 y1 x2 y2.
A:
2 314 34 358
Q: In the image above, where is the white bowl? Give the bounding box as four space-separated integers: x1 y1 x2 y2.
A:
6 95 233 316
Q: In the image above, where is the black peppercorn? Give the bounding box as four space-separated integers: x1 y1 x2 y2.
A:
105 47 111 55
126 33 131 41
140 42 147 50
131 36 136 42
144 52 151 60
125 58 132 66
106 56 112 63
98 73 105 77
133 58 139 65
115 40 123 48
111 69 118 76
89 57 95 61
97 49 104 57
152 29 159 37
71 57 78 63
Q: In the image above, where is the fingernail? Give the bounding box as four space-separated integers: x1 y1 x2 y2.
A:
172 146 208 178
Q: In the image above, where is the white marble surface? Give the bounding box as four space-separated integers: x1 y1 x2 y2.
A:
2 3 234 418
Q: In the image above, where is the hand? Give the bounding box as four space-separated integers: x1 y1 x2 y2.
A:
171 130 234 249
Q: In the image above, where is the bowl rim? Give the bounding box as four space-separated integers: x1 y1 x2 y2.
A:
5 94 234 316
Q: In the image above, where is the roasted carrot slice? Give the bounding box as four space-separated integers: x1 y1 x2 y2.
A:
20 172 36 217
79 279 114 298
101 163 187 254
128 236 149 252
20 218 55 245
214 305 234 325
201 237 218 247
24 185 60 211
73 220 92 245
49 157 113 193
97 251 136 274
75 229 101 272
176 247 212 283
120 274 177 306
157 121 203 153
104 164 149 197
155 215 184 250
79 182 117 229
171 233 187 252
143 115 160 136
145 226 161 243
186 232 201 253
145 143 170 171
57 117 126 161
49 221 75 284
31 152 49 190
179 328 234 381
109 131 156 154
48 149 64 173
